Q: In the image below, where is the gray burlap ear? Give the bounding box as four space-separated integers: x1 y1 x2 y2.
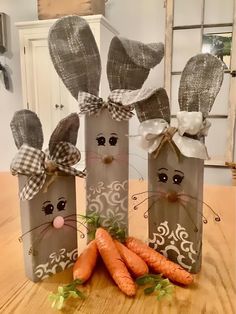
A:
135 88 170 123
48 15 101 98
107 36 164 90
179 53 224 117
10 110 43 149
49 113 80 155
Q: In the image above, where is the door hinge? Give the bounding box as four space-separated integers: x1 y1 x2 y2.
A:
24 46 26 54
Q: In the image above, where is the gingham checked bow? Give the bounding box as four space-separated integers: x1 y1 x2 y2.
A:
11 142 86 201
78 90 134 121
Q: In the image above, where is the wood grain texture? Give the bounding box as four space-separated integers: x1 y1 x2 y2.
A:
164 0 174 99
225 0 236 162
0 172 235 314
37 0 105 20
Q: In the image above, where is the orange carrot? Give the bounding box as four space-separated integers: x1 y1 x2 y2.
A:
114 239 149 277
73 240 98 282
95 228 136 296
125 237 193 285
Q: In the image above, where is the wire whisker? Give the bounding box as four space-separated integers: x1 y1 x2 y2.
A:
179 202 199 232
134 195 159 211
116 152 148 160
19 221 52 242
113 157 144 181
64 218 89 230
143 201 157 218
179 193 221 222
28 224 52 255
64 223 85 238
131 190 165 200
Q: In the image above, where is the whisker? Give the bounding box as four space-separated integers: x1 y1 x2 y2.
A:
134 195 159 211
64 223 85 239
19 221 52 242
116 153 148 161
179 193 221 222
129 163 144 181
143 201 156 218
113 157 144 181
131 190 165 200
64 218 89 231
64 214 89 224
86 156 102 165
28 224 52 255
179 202 199 232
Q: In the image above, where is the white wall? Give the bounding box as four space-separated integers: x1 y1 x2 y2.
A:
0 0 37 170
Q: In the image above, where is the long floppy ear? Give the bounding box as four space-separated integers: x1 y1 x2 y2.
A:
48 15 101 98
178 53 224 117
10 110 43 149
134 88 171 123
107 37 164 90
49 113 80 155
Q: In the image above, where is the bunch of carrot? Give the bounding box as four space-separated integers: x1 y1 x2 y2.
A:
72 227 194 297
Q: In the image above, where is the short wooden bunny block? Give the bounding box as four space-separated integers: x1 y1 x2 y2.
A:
10 110 85 282
133 54 224 273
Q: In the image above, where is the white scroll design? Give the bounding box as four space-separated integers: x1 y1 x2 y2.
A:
149 221 197 271
87 180 128 228
34 248 78 280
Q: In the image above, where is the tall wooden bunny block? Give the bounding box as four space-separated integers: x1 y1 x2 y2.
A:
48 16 164 232
10 110 85 282
134 54 224 273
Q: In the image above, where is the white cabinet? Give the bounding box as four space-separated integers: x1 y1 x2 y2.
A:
16 15 118 148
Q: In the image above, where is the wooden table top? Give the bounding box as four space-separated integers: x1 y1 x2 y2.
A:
0 172 235 314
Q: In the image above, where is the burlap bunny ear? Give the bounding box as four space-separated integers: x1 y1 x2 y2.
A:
107 37 164 90
48 15 101 98
179 53 224 117
10 110 43 149
49 113 80 155
134 88 171 123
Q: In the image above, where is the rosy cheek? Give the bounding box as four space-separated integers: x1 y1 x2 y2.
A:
53 216 64 229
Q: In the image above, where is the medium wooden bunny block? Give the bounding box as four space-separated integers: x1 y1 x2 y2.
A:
48 16 164 233
133 54 224 273
10 110 85 282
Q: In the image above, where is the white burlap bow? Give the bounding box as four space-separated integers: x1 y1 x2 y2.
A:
137 111 211 160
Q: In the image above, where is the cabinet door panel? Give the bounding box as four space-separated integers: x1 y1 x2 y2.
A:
25 38 60 146
59 81 85 169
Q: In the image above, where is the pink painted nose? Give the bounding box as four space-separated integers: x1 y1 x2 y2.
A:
53 216 64 229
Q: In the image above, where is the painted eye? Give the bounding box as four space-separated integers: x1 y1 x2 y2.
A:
173 174 184 185
42 203 54 215
57 200 67 211
158 173 168 183
109 136 118 146
96 136 106 146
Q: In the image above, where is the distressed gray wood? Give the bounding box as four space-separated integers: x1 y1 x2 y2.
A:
18 174 78 282
85 108 129 233
148 143 203 273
